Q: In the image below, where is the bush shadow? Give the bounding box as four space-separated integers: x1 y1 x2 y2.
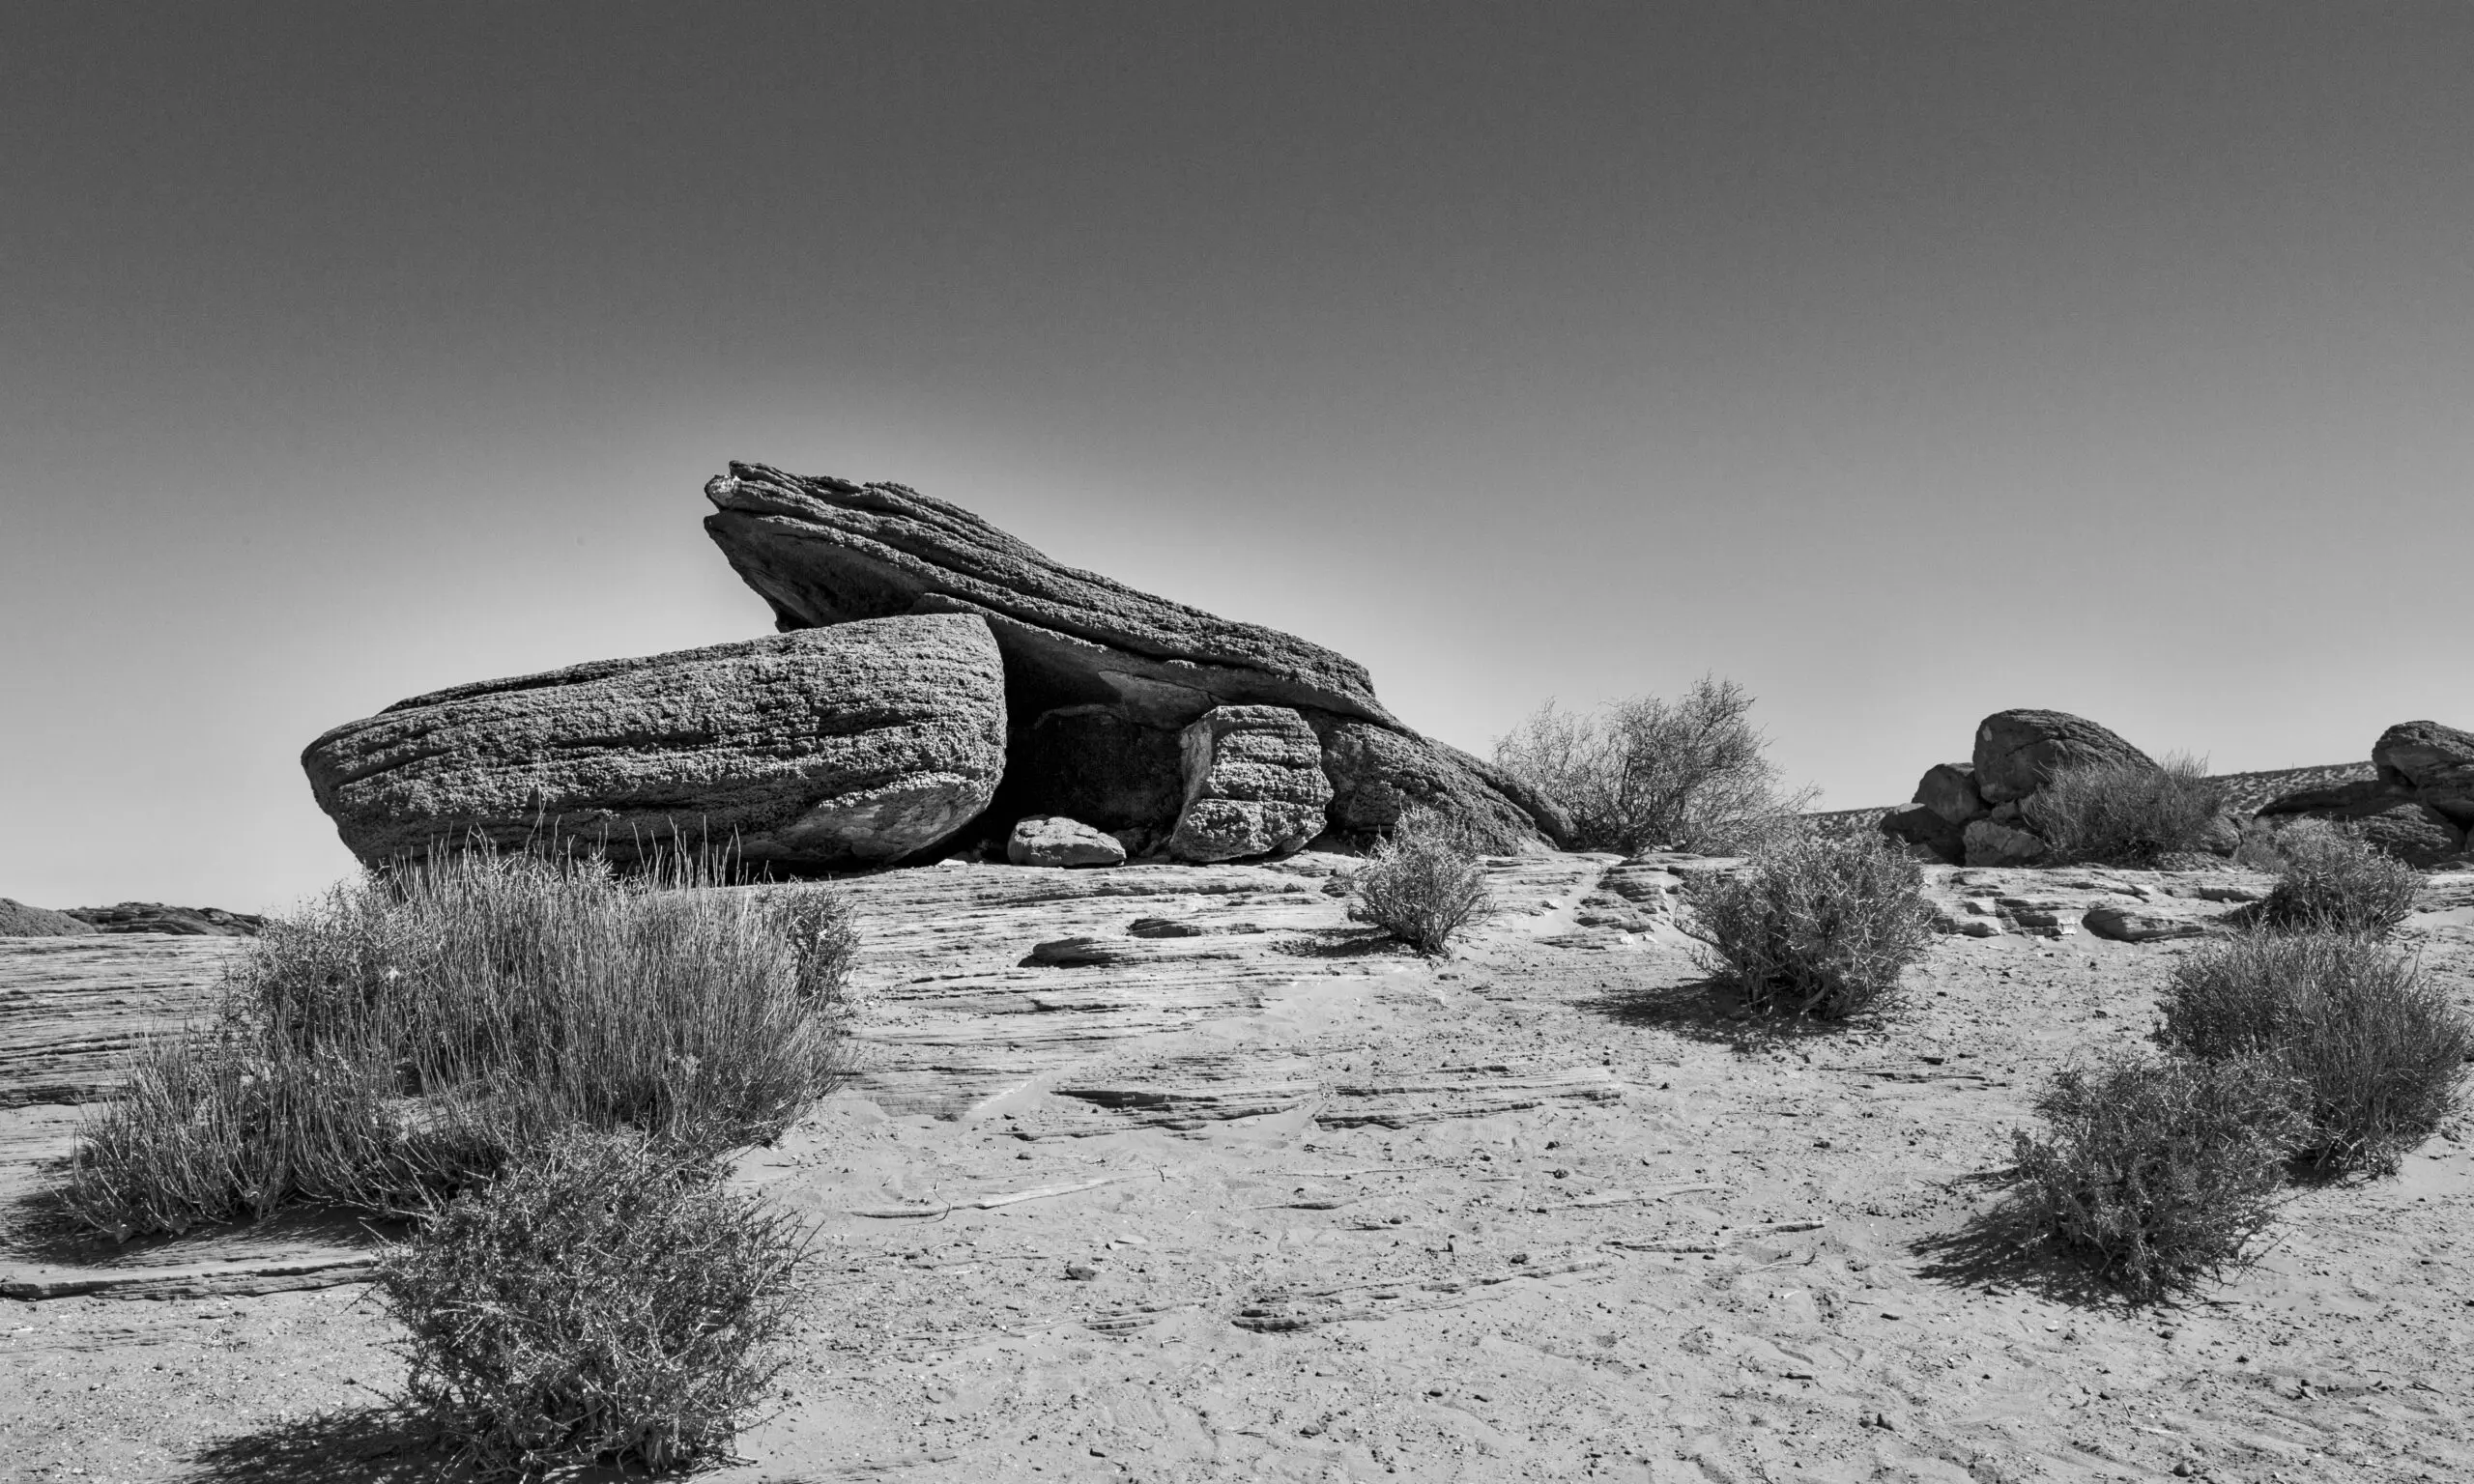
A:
1 1184 394 1270
1909 1181 2170 1313
1270 927 1406 959
1571 975 1884 1052
179 1408 453 1483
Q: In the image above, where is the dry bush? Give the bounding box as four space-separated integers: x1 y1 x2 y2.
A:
1349 809 1493 956
377 1127 807 1478
2011 1051 2305 1298
2258 819 2420 935
1679 830 1936 1019
2022 754 2229 867
2158 928 2470 1175
64 847 854 1239
1492 676 1816 854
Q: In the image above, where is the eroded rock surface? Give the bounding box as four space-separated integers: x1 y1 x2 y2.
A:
1007 815 1127 869
703 463 1563 852
1168 706 1332 863
0 900 97 938
302 614 1006 870
2374 720 2474 828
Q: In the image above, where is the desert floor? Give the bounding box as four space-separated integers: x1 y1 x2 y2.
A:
3 853 2470 1484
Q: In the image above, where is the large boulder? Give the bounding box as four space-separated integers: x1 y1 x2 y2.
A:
1913 762 1989 826
1878 804 1965 865
1971 709 2155 804
1168 706 1333 863
1963 818 2048 868
2373 720 2474 827
303 614 1007 870
2258 778 2465 869
702 463 1564 849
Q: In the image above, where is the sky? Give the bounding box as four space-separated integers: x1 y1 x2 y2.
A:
5 3 2471 912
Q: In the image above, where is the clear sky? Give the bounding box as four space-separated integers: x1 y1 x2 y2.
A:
6 3 2470 912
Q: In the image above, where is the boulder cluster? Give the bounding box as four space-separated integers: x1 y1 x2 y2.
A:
2253 720 2474 868
302 464 1568 872
1879 709 2474 869
1878 708 2169 867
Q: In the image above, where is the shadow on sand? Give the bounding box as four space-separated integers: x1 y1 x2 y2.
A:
179 1408 451 1484
1269 926 1406 959
1571 975 1884 1053
1907 1176 2155 1312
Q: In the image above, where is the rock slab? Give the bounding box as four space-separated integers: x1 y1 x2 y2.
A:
302 614 1007 870
2373 720 2474 827
1168 706 1334 863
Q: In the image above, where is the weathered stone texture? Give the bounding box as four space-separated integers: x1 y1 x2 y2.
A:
1168 707 1334 863
302 614 1006 870
1971 709 2156 804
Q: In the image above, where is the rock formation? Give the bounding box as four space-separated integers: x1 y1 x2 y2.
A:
1879 709 2173 866
65 903 266 936
2256 722 2473 867
1167 706 1334 863
302 464 1565 870
303 614 1006 870
702 463 1564 853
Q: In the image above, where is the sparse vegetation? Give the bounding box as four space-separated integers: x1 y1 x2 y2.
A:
1492 675 1816 855
2011 1051 2306 1298
376 1126 808 1478
2158 928 2470 1175
1678 830 1936 1019
64 847 854 1239
2022 753 2229 867
1349 808 1494 956
2257 819 2421 935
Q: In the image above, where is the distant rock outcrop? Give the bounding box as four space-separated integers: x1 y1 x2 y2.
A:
2258 724 2472 867
66 903 266 936
0 899 98 937
1878 709 2174 866
1971 709 2155 805
2373 720 2474 829
303 614 1007 870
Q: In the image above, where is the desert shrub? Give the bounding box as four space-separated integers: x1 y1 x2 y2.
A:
2257 819 2420 935
64 847 854 1239
377 1127 807 1478
2011 1050 2305 1298
2158 928 2470 1174
1679 830 1936 1019
1492 676 1816 854
1349 809 1494 956
2022 754 2229 867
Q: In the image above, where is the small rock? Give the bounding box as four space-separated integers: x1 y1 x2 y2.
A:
1064 1263 1099 1281
2083 904 2212 943
1007 815 1128 869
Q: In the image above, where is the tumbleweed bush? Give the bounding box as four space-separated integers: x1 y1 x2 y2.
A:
2022 754 2229 868
377 1126 808 1478
64 846 854 1239
1679 830 1936 1019
1350 809 1494 956
2258 819 2420 935
2158 928 2469 1175
2011 1050 2306 1298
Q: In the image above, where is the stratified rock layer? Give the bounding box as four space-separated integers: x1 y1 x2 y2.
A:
703 463 1563 851
2373 720 2474 828
302 614 1006 870
1168 707 1333 863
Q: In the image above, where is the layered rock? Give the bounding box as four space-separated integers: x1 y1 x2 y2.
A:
1168 706 1333 863
2256 778 2465 869
66 904 266 937
303 614 1006 870
703 463 1563 851
1881 709 2207 866
2373 720 2474 828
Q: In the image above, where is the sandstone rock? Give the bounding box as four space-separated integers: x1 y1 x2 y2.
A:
1971 709 2155 804
1878 804 1964 865
1308 714 1568 850
303 614 1007 870
1914 762 1989 826
1963 818 2047 869
2257 779 2466 868
1007 815 1127 869
702 464 1565 850
2373 719 2474 826
64 904 265 937
704 464 1392 725
2083 905 2213 943
1168 707 1333 863
0 900 97 938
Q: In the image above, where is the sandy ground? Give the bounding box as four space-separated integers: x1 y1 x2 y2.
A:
4 856 2470 1484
